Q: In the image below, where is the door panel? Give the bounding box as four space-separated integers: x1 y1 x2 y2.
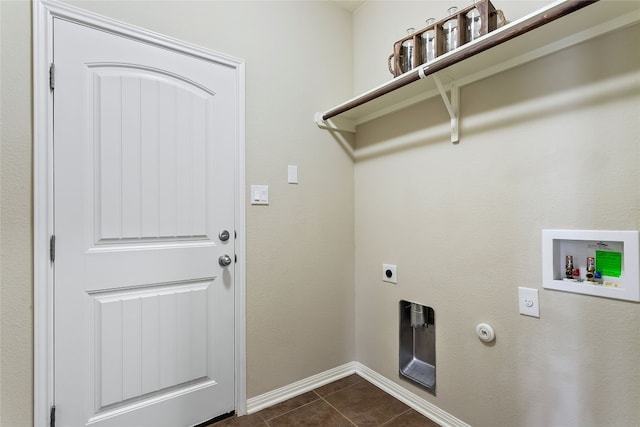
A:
89 66 213 242
54 17 236 427
94 282 210 409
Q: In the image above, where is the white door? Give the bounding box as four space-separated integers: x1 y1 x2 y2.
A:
53 17 237 427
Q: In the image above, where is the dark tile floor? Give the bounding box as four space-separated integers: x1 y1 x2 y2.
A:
209 374 440 426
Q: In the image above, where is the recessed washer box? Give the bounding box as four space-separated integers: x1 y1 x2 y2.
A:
542 230 639 302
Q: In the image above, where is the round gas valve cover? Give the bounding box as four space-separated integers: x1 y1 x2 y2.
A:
476 323 495 342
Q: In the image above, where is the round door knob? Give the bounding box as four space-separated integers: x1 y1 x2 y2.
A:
218 255 232 267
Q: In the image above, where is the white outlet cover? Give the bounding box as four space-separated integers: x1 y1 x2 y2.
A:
382 264 397 284
518 287 540 318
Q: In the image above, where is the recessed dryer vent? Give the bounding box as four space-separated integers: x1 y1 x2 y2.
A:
399 300 435 394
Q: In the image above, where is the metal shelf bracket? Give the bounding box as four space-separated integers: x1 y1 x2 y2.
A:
432 74 459 144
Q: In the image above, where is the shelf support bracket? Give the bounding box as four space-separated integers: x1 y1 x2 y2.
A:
432 74 459 144
314 112 356 133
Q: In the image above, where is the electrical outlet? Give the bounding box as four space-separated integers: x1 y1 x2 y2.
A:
382 264 397 284
518 287 540 318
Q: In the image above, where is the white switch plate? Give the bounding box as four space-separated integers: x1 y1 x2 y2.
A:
288 165 298 184
382 264 397 284
518 287 540 318
250 185 269 205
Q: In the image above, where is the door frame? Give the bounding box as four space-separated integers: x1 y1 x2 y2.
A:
33 1 247 424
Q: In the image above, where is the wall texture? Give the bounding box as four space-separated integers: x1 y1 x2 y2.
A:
0 1 34 426
352 2 640 425
0 1 355 424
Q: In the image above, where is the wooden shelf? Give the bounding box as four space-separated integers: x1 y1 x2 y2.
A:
315 0 640 136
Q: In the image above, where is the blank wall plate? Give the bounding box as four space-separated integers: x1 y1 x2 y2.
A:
288 165 298 184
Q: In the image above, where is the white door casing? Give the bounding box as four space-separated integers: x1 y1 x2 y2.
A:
33 2 246 426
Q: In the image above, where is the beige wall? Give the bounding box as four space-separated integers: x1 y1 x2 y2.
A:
0 0 355 424
1 1 34 426
353 1 640 425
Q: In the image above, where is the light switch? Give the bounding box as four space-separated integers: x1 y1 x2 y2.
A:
251 185 269 205
288 165 298 184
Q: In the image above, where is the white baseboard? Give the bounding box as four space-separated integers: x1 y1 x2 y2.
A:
245 361 469 427
246 362 357 414
355 363 471 427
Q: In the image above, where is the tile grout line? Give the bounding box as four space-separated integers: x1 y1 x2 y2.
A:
321 378 418 427
379 407 414 426
316 376 365 399
259 391 323 423
256 376 373 427
316 377 367 426
319 395 358 426
213 375 440 426
316 377 366 427
262 379 365 426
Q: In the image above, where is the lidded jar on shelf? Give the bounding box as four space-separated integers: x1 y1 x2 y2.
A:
400 27 416 72
443 6 459 53
421 18 437 63
466 2 482 42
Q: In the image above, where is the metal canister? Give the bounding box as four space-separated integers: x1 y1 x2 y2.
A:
400 28 416 73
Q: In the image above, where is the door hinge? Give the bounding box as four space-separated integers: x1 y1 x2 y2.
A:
50 235 56 263
49 63 55 91
50 405 56 427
